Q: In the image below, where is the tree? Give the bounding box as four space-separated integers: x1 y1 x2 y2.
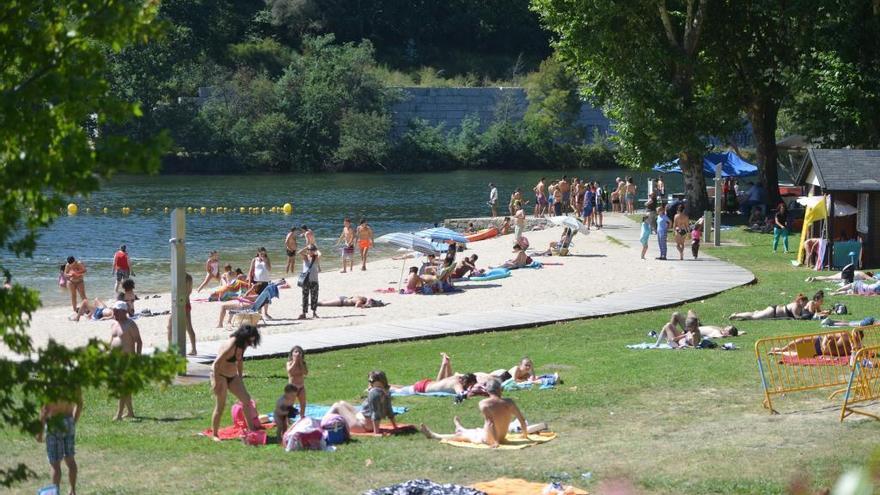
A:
790 1 880 148
704 0 822 208
0 1 183 486
523 57 585 163
532 0 740 215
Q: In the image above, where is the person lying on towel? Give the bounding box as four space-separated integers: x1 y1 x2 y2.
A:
419 379 542 448
768 329 864 358
492 244 532 269
390 353 479 396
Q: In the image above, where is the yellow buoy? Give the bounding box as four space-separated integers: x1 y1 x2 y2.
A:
282 203 293 215
239 207 246 213
102 207 109 214
85 207 91 214
164 207 169 214
146 207 152 213
67 203 78 216
200 207 207 214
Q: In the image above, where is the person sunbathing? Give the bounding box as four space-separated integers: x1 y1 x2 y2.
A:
325 370 398 436
216 292 259 328
418 254 440 276
806 270 876 283
659 311 702 348
729 293 809 320
317 296 386 308
390 353 478 395
494 244 532 269
533 228 573 256
419 379 531 448
70 297 113 322
801 290 829 319
821 316 875 328
451 255 478 279
769 329 864 358
697 325 739 339
831 280 880 296
404 267 423 293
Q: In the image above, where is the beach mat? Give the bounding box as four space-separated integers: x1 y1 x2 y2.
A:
440 432 557 450
350 423 418 437
471 477 587 495
267 404 408 423
780 355 850 366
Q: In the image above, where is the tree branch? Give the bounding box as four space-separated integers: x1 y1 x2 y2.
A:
684 0 708 55
656 1 680 49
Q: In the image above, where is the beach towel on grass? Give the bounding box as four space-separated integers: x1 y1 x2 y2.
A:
267 404 408 423
502 374 558 391
471 478 587 495
626 342 673 350
440 432 557 450
200 420 274 440
350 423 418 437
391 389 456 398
780 355 850 366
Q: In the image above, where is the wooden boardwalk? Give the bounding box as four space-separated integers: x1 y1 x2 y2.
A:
188 216 754 364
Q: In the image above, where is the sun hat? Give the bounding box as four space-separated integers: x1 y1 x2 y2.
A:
112 300 128 311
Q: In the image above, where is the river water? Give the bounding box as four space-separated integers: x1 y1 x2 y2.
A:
10 169 681 306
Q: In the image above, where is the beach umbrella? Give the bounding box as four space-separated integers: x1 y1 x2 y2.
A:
377 233 439 289
416 227 469 244
549 216 589 235
376 232 438 255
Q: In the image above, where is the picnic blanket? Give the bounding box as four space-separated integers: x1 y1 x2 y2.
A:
440 432 557 450
350 423 418 437
780 355 850 366
267 404 408 423
471 478 587 495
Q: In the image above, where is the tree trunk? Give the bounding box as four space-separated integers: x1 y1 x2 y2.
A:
748 97 781 208
679 150 708 217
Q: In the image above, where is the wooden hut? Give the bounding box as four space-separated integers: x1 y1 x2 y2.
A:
795 149 880 268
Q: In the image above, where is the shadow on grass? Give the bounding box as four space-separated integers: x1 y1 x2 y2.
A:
130 415 200 423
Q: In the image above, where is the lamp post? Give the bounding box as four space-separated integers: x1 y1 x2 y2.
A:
714 163 722 246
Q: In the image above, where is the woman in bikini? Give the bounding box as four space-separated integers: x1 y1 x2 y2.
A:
64 256 87 313
672 204 690 260
316 296 386 308
769 329 864 358
729 293 809 320
210 324 261 441
196 251 221 292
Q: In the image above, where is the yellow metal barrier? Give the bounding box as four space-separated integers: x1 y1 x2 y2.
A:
755 325 880 413
839 345 880 421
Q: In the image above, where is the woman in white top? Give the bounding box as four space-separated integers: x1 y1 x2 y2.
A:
299 245 321 320
248 247 272 318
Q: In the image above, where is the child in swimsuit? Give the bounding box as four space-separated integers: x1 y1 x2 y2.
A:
691 222 702 259
640 215 651 260
286 346 308 418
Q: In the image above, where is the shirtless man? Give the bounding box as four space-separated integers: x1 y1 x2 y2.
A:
335 218 355 273
37 391 83 495
356 218 374 271
625 177 638 214
533 177 547 217
419 379 529 448
672 204 690 260
558 176 570 214
300 225 316 247
390 353 478 396
284 227 299 274
109 301 142 420
551 182 563 216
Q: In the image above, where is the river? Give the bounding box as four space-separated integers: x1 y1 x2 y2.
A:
10 169 682 307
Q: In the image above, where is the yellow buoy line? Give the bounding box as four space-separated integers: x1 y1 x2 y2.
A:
63 203 294 216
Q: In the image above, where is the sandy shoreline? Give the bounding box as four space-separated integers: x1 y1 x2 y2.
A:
13 214 677 356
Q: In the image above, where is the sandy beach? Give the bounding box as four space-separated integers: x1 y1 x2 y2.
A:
13 214 677 356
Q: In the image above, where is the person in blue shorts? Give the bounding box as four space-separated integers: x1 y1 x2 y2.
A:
37 391 83 495
582 185 595 230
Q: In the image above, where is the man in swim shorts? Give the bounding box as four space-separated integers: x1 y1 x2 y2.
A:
284 227 299 274
37 391 83 495
558 176 570 213
356 218 374 271
534 177 547 217
391 353 477 396
419 379 528 448
336 218 355 273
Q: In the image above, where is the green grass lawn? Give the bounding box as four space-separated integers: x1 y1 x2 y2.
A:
4 227 879 494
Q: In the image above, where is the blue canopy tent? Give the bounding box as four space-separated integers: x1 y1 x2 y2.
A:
653 151 758 178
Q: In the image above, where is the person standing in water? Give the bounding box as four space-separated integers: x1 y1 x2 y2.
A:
111 244 132 295
356 218 374 271
109 300 142 420
300 225 316 247
488 183 498 218
284 227 299 274
335 218 356 273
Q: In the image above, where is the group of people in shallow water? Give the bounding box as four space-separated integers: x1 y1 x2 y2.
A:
210 325 552 447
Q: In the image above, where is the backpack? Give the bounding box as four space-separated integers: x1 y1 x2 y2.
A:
320 414 350 445
284 417 325 451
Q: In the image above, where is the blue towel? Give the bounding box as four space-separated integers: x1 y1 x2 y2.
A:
267 404 408 423
501 374 558 391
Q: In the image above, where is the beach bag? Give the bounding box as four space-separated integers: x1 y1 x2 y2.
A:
242 429 267 446
231 400 259 429
320 414 350 445
284 417 325 451
297 261 314 288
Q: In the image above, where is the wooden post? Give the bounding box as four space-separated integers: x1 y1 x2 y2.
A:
828 193 835 269
170 209 187 357
704 210 712 242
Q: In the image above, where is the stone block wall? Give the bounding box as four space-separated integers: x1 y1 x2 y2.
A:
390 87 611 141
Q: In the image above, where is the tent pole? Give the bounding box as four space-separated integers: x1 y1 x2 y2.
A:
714 163 722 246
